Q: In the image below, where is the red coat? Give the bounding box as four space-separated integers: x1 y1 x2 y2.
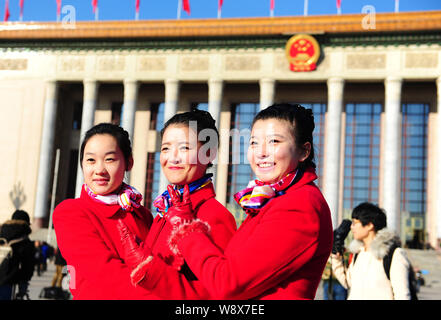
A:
141 182 237 299
53 187 154 300
138 167 332 300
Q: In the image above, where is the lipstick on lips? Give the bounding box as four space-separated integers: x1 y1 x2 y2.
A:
256 162 275 171
94 178 109 186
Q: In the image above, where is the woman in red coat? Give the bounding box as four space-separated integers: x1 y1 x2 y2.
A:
119 104 333 300
53 123 155 299
124 109 237 299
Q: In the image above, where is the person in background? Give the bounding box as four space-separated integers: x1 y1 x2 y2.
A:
34 241 43 276
331 202 412 300
51 247 67 288
0 210 36 300
321 254 349 300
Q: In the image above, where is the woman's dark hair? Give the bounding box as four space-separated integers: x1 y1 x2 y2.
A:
161 108 219 143
351 202 387 232
252 103 316 170
80 123 132 169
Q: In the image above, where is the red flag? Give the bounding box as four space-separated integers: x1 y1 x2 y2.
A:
218 0 223 11
183 0 190 15
56 0 62 16
92 0 98 13
270 0 275 11
4 0 10 22
136 0 140 13
19 0 24 18
336 0 341 9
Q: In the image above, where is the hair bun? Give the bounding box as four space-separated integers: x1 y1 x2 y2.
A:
193 108 216 127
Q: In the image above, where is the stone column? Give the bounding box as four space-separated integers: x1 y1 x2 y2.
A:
259 78 275 110
120 79 139 184
34 80 58 226
163 78 180 122
208 78 223 129
75 79 99 197
436 77 441 244
323 77 345 228
382 76 402 235
121 79 139 142
159 79 180 192
208 78 223 185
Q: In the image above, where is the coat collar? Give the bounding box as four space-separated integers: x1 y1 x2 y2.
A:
189 182 216 211
285 166 318 193
348 228 402 259
80 187 122 218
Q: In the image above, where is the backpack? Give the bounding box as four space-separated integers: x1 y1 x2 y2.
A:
352 245 418 300
0 237 26 285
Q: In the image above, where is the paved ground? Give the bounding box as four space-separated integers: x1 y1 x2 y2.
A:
25 249 441 300
27 262 71 300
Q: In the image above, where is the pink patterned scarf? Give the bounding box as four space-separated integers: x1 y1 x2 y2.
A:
83 183 142 212
234 170 300 215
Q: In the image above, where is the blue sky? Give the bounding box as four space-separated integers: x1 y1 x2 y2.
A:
2 0 441 22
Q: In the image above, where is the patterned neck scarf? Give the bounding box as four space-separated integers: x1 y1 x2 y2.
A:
83 183 143 212
234 170 301 215
153 173 213 217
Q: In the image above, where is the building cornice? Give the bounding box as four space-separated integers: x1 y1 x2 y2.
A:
0 10 440 40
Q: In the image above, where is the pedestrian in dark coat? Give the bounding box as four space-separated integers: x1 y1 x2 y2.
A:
0 210 36 300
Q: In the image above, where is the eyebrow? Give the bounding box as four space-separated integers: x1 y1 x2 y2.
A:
84 151 117 156
250 133 286 139
161 141 190 146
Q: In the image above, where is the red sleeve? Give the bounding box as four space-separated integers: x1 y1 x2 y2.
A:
53 200 152 299
196 199 237 249
137 200 237 299
177 197 321 299
138 254 208 299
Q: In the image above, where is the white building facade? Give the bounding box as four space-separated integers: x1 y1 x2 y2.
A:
1 11 440 248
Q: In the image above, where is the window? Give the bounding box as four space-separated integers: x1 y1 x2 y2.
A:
111 102 122 125
72 102 83 130
145 103 165 212
227 103 259 205
401 103 428 218
343 103 381 210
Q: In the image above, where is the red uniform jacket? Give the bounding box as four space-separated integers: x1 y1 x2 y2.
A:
142 182 237 299
53 187 154 300
139 167 333 300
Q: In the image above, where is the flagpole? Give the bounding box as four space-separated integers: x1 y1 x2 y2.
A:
95 7 99 21
136 12 139 20
177 0 181 19
303 0 308 17
395 0 399 13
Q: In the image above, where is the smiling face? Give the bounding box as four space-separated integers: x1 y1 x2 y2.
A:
82 134 132 195
247 119 310 184
160 124 208 186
